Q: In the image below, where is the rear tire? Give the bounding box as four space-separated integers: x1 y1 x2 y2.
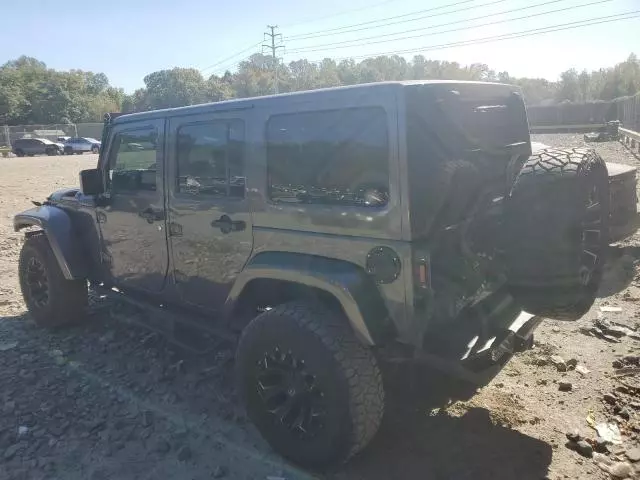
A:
235 301 384 469
505 148 609 320
18 234 87 328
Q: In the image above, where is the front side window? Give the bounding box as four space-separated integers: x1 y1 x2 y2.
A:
109 128 158 192
176 120 245 198
266 107 389 207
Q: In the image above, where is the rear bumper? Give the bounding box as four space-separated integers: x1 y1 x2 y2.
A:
389 285 544 385
387 311 542 385
607 162 639 243
610 210 640 243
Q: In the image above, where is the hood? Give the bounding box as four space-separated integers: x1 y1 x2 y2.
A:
47 188 80 203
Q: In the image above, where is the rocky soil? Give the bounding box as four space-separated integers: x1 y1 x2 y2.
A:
0 136 640 479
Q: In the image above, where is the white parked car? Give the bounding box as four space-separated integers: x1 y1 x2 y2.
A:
63 137 101 155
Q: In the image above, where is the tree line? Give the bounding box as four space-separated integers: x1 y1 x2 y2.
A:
1 53 639 125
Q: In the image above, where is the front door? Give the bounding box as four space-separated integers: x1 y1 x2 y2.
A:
167 113 253 310
97 119 169 292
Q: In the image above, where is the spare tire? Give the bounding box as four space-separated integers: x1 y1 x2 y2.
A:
504 147 609 320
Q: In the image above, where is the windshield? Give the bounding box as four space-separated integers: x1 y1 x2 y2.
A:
84 137 100 143
38 138 54 144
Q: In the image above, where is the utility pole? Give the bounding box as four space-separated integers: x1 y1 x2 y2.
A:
263 25 284 94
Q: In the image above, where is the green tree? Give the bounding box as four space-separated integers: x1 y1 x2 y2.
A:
556 69 581 102
0 56 121 123
143 67 208 109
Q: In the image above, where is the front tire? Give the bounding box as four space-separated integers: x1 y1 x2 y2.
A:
235 302 384 469
18 234 87 328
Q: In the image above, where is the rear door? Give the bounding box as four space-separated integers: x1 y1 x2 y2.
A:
167 112 253 311
96 119 169 292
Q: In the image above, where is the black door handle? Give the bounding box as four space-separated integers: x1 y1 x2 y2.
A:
139 207 164 224
211 215 246 234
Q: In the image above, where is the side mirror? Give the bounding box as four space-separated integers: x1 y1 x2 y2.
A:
80 169 104 196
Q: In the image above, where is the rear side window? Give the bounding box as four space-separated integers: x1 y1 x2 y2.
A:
175 120 245 198
108 128 158 192
266 107 389 207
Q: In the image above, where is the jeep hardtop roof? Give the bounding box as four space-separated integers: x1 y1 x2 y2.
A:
113 80 519 125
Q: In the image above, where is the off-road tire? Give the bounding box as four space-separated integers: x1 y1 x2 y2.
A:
18 233 88 328
505 148 609 320
235 301 384 469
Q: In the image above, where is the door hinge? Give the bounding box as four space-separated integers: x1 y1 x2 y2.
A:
168 222 183 237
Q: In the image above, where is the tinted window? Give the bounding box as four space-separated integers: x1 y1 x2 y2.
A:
266 107 389 207
109 128 158 192
176 120 245 198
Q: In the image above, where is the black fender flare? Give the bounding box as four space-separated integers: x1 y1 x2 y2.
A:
225 252 392 346
14 206 88 280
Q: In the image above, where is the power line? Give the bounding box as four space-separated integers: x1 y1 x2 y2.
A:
210 60 246 76
200 41 263 74
287 0 502 40
287 0 612 54
282 0 406 28
302 11 640 63
288 0 576 51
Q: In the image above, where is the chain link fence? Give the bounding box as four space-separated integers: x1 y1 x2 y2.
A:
1 123 105 156
1 124 78 147
76 123 103 141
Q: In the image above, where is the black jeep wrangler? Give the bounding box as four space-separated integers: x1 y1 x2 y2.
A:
13 81 639 468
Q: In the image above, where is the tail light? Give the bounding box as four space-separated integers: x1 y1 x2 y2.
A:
415 256 430 289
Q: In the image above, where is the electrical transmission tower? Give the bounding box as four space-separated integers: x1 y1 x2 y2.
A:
263 25 285 94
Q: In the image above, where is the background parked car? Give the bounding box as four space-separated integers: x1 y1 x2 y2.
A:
63 137 101 155
12 138 64 157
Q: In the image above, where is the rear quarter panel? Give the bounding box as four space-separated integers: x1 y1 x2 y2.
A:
244 86 414 343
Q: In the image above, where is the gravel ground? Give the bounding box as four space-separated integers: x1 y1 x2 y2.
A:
1 137 640 479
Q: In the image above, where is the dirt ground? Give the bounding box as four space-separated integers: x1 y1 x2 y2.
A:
1 136 640 480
